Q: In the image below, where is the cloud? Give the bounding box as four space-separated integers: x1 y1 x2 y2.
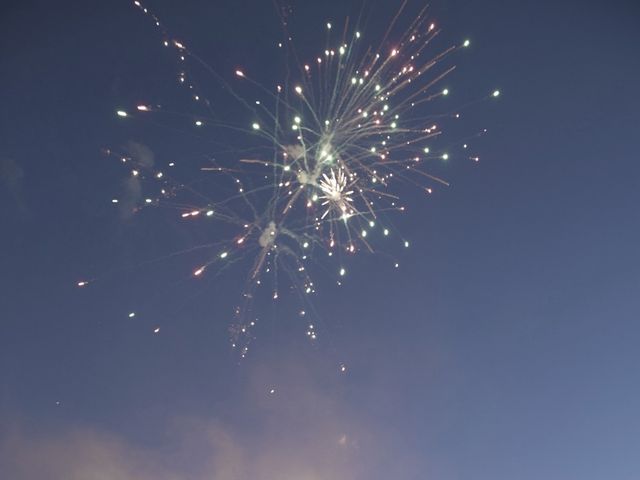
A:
0 412 364 480
0 359 406 480
0 423 178 480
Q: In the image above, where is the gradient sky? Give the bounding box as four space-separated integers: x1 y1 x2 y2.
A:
1 0 640 479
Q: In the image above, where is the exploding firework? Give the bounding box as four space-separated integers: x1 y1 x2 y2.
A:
91 0 500 358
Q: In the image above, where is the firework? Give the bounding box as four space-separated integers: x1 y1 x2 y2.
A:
91 0 500 358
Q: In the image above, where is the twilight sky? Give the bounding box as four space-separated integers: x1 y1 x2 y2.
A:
1 0 640 479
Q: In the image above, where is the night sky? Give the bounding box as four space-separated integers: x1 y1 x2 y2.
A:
2 0 640 479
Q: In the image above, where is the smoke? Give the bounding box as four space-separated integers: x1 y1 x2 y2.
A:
117 141 155 219
123 141 155 169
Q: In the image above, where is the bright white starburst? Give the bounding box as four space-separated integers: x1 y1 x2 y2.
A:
318 169 355 220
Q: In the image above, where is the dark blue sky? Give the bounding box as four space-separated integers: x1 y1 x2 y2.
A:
1 0 639 478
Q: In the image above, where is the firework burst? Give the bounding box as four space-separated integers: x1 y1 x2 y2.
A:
90 0 500 358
